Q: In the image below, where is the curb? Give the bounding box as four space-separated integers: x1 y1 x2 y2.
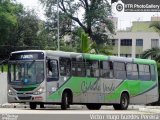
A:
139 108 160 114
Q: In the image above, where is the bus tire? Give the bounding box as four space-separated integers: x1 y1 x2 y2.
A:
29 102 37 110
40 103 45 108
61 92 69 110
113 93 129 110
86 104 101 110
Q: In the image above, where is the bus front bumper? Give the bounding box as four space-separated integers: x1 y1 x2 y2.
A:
8 93 46 103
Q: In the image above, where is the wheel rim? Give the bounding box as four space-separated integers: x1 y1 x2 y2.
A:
122 96 128 108
65 95 68 106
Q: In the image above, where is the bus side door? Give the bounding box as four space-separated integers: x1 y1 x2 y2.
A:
46 59 60 102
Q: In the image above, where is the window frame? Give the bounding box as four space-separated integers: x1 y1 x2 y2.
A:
138 64 151 81
121 39 132 46
151 39 159 48
100 61 114 79
113 61 126 80
59 57 71 76
85 60 100 78
46 59 59 82
71 57 86 77
136 39 143 46
150 64 156 81
126 63 139 80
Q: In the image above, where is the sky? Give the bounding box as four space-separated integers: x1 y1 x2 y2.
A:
16 0 160 30
16 0 46 20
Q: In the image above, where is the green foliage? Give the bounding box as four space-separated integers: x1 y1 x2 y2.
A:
0 0 114 59
0 64 7 72
3 64 8 72
141 47 160 62
0 0 23 44
79 31 113 55
150 21 160 34
0 0 56 59
80 32 91 53
40 0 115 47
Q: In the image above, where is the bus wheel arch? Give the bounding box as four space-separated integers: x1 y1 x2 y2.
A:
113 91 130 110
61 89 73 110
121 91 130 103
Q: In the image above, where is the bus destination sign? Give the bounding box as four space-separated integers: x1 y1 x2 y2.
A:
10 52 44 60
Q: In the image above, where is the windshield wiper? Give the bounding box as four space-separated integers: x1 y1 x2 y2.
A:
28 60 36 68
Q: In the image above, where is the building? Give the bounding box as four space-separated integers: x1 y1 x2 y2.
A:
111 16 160 58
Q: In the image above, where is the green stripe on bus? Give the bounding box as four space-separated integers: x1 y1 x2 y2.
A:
105 80 156 102
48 77 97 101
134 58 156 64
83 54 108 61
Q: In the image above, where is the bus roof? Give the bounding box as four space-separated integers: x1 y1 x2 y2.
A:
133 58 156 65
10 50 156 64
11 50 46 54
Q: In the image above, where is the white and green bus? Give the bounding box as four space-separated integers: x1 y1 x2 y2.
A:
7 50 159 110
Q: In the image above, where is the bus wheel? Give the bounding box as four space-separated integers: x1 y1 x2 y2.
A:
113 93 129 110
29 102 37 110
61 92 69 110
40 103 45 108
86 104 101 110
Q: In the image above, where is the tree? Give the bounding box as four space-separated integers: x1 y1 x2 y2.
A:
0 1 53 59
0 0 24 59
141 47 160 62
0 0 23 45
150 21 160 34
40 0 115 46
78 31 113 55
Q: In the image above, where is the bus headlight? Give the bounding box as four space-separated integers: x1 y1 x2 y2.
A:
8 89 16 95
33 87 44 95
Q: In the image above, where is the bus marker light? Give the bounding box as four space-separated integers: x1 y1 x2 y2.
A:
34 96 43 101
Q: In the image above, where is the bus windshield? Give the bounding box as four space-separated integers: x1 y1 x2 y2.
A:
8 61 44 85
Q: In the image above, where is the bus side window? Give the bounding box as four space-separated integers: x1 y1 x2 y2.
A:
126 63 138 80
150 65 156 81
114 62 126 79
100 61 113 78
59 57 71 76
47 59 59 81
86 60 99 77
71 58 85 77
139 64 151 81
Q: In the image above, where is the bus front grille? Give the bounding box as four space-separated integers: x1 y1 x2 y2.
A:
18 96 32 100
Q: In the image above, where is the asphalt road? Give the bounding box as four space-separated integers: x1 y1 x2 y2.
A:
0 107 147 114
0 105 160 120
